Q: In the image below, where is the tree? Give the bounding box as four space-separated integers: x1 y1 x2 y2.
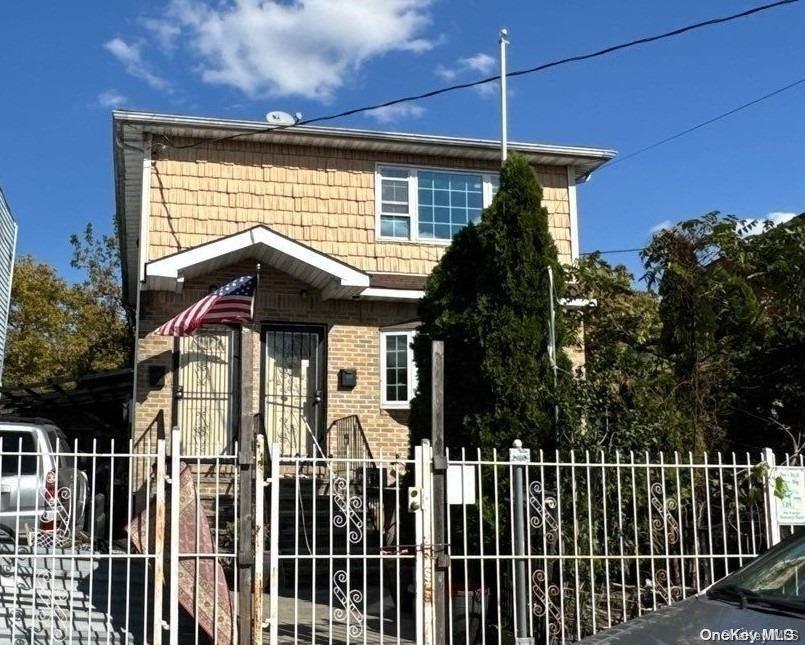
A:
409 153 574 452
567 255 685 452
4 223 132 386
642 212 805 454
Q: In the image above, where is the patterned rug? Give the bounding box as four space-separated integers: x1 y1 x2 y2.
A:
128 462 234 645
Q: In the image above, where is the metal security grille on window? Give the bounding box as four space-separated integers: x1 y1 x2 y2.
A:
385 334 408 402
418 171 483 240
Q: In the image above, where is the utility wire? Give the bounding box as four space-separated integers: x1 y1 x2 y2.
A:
600 74 805 170
171 0 800 150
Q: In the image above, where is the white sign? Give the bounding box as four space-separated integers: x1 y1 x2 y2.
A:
775 467 805 525
447 464 476 505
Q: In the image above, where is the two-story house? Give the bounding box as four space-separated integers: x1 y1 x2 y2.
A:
0 188 18 387
113 111 614 465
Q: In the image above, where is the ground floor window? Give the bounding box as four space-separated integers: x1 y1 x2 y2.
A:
380 330 417 409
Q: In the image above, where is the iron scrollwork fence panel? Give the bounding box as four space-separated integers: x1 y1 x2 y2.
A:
443 448 771 643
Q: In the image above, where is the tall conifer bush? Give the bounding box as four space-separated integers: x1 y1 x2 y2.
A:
409 153 574 452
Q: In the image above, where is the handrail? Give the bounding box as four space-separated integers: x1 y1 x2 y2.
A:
323 415 374 463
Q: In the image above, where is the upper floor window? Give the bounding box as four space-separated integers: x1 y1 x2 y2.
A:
377 165 498 243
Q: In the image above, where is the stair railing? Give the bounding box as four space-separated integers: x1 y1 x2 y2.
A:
323 415 382 532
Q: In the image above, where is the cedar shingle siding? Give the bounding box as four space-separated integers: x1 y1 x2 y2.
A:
147 140 573 269
132 135 577 467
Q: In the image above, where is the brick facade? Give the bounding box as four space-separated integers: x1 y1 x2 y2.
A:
135 263 417 470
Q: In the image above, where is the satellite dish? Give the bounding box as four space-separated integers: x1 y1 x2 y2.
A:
265 111 300 126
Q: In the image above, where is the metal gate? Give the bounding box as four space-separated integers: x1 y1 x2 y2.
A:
260 441 792 644
176 327 237 455
0 429 792 644
263 326 325 457
0 435 165 644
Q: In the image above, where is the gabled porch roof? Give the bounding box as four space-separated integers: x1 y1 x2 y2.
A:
145 225 371 300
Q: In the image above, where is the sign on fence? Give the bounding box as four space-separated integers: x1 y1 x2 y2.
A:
446 464 476 505
774 467 805 525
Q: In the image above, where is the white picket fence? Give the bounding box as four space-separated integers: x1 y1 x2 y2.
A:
1 428 797 644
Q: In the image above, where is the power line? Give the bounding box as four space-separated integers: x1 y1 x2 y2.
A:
600 74 805 170
171 0 800 150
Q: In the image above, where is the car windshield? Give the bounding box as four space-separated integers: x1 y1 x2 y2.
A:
710 532 805 611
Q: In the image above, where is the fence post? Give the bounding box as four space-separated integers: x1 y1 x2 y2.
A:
510 439 533 645
253 434 266 643
763 448 781 547
413 440 435 645
430 340 447 645
168 426 181 645
238 327 256 645
152 437 167 645
267 443 281 645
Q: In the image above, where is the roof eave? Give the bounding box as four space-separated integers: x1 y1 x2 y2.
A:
113 110 616 177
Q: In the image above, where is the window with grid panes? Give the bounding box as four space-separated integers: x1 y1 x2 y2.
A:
377 166 498 242
379 167 411 239
380 330 416 408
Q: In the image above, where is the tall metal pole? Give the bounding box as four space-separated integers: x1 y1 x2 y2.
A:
499 27 509 164
547 266 559 425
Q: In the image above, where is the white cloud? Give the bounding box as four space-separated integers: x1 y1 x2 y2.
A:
148 0 435 101
436 51 496 80
104 38 171 90
97 89 128 109
434 64 456 81
649 220 673 235
141 17 182 51
740 211 797 236
366 103 425 124
472 80 498 97
460 53 495 74
435 51 498 98
764 211 796 226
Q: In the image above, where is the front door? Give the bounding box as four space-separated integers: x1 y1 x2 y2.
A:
175 327 236 455
263 325 325 456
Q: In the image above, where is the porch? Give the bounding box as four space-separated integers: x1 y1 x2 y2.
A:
134 225 424 470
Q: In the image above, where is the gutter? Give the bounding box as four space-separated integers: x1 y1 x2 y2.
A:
112 110 616 171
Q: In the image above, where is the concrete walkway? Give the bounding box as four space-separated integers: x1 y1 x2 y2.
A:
270 585 416 644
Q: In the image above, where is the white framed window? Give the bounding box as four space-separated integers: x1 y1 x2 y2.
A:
376 165 499 243
380 330 417 409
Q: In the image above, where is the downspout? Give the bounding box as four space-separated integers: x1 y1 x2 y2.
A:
129 133 152 447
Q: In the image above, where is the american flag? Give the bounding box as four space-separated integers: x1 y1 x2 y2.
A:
154 275 257 337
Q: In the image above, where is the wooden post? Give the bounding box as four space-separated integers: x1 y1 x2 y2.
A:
431 340 447 644
238 326 255 645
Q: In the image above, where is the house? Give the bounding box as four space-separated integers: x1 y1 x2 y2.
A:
113 111 614 467
0 188 18 387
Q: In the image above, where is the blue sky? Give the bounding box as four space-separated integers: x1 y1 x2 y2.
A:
1 0 803 283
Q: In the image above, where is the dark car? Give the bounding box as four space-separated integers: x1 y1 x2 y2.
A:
582 531 805 643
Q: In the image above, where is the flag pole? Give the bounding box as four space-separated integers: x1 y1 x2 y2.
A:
253 263 261 324
499 27 509 164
